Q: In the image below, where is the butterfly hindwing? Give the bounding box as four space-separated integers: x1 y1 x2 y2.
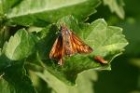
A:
49 35 64 65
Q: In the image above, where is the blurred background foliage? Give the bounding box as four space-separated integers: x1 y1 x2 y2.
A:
92 0 140 93
0 0 140 93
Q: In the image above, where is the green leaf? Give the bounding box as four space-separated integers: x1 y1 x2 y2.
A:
0 28 37 93
2 29 37 61
0 0 3 15
35 15 128 84
1 0 23 14
35 68 97 93
4 0 100 26
0 55 11 71
69 69 97 93
0 48 1 55
103 0 125 19
35 69 71 93
0 64 36 93
0 26 9 48
0 78 13 93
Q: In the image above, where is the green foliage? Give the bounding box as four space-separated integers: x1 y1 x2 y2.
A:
0 0 129 93
103 0 125 19
0 29 37 93
0 64 36 93
2 29 37 60
0 65 35 93
3 0 100 26
35 69 97 93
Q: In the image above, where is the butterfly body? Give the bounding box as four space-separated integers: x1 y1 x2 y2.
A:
61 26 75 56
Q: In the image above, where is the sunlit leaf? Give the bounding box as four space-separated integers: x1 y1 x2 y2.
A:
3 0 100 26
2 29 37 61
103 0 125 19
35 16 128 84
0 0 3 15
0 29 37 93
35 68 97 93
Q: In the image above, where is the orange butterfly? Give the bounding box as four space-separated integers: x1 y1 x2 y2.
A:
49 25 93 65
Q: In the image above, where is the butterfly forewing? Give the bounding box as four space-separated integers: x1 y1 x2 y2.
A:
70 32 93 53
